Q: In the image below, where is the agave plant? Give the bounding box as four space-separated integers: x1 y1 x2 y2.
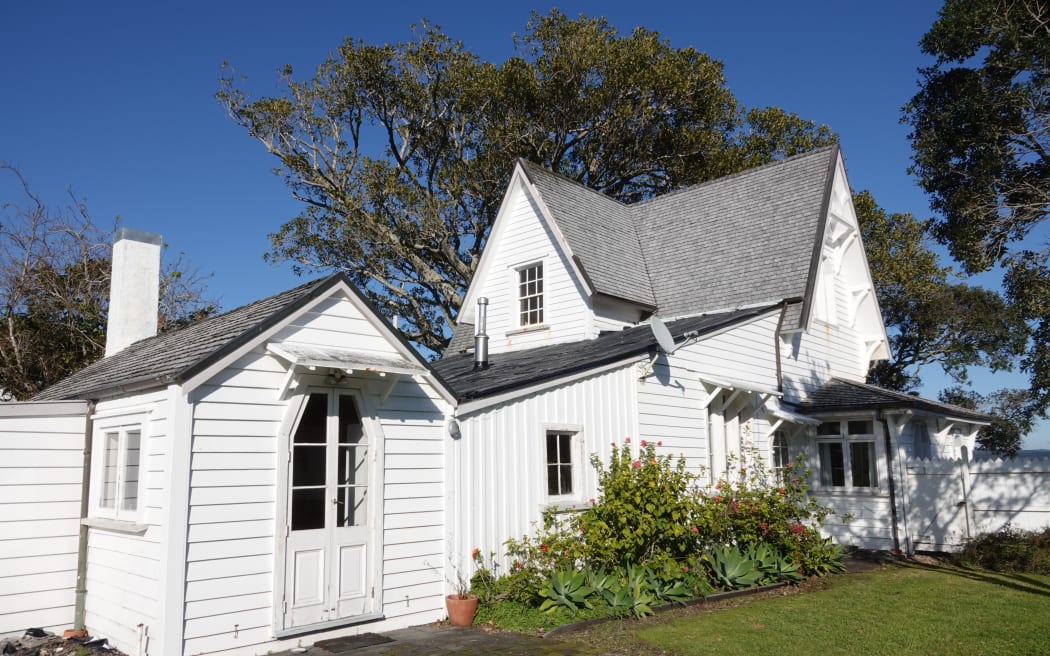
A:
538 569 594 614
702 545 763 590
746 543 803 584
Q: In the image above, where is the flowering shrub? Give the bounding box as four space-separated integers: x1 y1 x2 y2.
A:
693 451 833 573
576 439 705 569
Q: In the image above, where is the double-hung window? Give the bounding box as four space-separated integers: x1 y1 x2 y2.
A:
94 419 145 520
545 430 576 498
518 263 544 327
816 420 877 489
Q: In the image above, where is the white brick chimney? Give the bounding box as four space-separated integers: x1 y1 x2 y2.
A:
105 228 162 356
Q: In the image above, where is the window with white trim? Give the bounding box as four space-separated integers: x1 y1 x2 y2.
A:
816 420 877 489
772 430 789 468
545 430 575 497
518 263 544 326
95 421 144 519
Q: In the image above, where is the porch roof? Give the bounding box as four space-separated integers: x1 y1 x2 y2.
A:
795 378 993 423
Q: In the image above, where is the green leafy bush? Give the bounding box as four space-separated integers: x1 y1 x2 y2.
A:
578 438 704 568
957 525 1050 574
693 451 834 575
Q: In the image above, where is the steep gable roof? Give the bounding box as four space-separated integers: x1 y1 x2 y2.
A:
433 305 779 405
33 273 443 402
519 160 656 307
637 147 836 317
795 378 992 423
506 147 838 322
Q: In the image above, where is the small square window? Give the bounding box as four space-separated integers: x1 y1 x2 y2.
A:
847 420 873 435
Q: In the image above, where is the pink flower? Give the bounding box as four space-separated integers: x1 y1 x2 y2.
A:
778 488 786 495
539 544 548 552
471 547 480 559
690 525 699 534
682 565 690 573
640 439 647 447
632 461 641 469
625 437 631 443
715 482 722 490
589 498 596 504
657 441 663 446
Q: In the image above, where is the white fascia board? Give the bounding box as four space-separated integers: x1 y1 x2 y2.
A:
456 355 640 416
458 168 526 325
0 400 90 417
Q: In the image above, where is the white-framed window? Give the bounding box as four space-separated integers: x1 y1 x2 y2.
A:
913 422 932 459
518 262 544 326
93 418 145 520
544 428 579 500
816 419 877 489
772 430 790 470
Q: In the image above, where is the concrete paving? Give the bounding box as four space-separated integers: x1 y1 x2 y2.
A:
272 625 591 656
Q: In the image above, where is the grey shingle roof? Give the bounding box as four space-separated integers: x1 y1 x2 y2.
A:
34 274 345 401
520 161 657 307
433 306 779 402
513 147 837 323
638 148 835 319
795 378 992 422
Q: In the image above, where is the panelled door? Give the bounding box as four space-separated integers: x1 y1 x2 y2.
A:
283 390 375 628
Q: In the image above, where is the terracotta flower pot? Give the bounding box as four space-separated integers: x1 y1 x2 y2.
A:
445 593 479 626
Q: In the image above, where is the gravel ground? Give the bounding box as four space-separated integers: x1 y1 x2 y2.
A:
2 632 128 656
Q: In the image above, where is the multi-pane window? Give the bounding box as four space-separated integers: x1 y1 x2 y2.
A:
519 263 544 326
772 430 790 482
816 420 877 489
545 431 574 497
98 425 142 517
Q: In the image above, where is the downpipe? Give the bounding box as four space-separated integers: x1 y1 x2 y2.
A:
74 401 96 630
876 410 901 553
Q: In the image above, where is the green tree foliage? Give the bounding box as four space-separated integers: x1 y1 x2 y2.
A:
854 190 1028 391
904 0 1049 273
0 164 216 399
940 386 1032 455
904 0 1050 422
218 11 833 351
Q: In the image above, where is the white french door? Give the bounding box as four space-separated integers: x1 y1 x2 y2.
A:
282 390 375 629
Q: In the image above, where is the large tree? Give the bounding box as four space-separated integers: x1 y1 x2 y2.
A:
855 190 1027 391
904 0 1050 417
0 164 215 399
218 11 833 351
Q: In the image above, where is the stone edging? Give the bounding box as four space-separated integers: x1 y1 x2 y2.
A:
541 582 789 638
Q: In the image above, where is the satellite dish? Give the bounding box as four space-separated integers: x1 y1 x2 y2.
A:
650 316 677 354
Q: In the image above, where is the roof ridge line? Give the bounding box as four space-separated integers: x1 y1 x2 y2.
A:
632 145 839 209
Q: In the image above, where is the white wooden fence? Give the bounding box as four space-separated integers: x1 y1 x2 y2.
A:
904 456 1050 552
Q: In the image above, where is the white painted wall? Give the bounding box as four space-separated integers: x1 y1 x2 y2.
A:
466 184 591 354
450 364 640 576
180 290 448 656
638 313 781 477
0 403 88 638
781 274 868 402
83 389 170 656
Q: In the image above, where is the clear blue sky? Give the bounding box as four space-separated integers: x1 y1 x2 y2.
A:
2 1 1042 446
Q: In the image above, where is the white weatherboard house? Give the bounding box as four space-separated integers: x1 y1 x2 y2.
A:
2 147 994 655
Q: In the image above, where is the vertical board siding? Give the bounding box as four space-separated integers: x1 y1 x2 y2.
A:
0 408 87 637
472 185 590 354
182 292 448 656
904 457 1050 551
83 391 169 655
452 365 638 575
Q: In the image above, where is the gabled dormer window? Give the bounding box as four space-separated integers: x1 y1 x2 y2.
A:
518 262 544 326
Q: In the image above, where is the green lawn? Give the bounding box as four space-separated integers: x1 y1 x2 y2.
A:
567 564 1050 656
